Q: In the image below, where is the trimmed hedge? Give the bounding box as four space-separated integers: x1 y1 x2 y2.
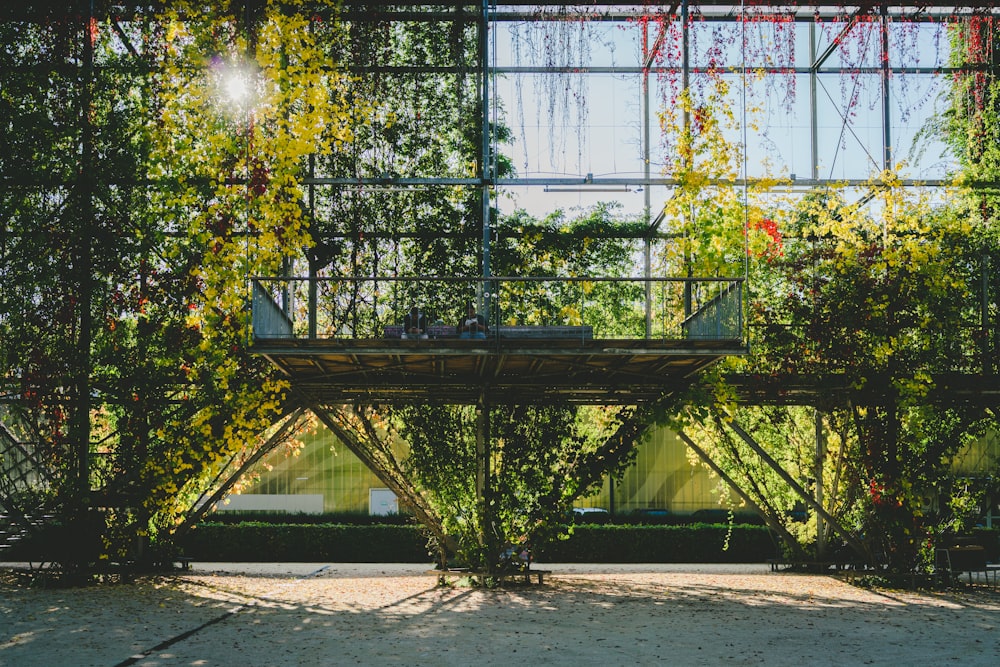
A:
538 524 775 563
203 511 415 525
177 522 776 563
178 523 432 562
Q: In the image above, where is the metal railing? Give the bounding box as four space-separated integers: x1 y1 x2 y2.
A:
251 276 744 342
681 279 743 340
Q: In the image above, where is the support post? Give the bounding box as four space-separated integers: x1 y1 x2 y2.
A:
72 3 96 553
308 266 318 340
641 17 653 338
681 0 693 317
721 413 868 560
479 0 492 317
809 21 818 182
308 112 317 339
983 251 992 374
476 392 498 572
815 409 827 560
678 430 805 559
880 2 892 172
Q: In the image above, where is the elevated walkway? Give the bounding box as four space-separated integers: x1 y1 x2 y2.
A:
251 277 747 405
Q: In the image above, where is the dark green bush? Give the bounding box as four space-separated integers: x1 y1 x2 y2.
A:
537 524 775 563
178 523 431 562
175 522 775 563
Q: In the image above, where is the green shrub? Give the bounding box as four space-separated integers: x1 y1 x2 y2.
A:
178 523 431 562
175 522 775 563
537 524 775 563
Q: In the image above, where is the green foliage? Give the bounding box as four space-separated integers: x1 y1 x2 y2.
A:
0 9 170 559
383 204 648 575
310 8 489 316
11 7 997 582
494 204 645 335
656 78 763 280
721 185 992 571
313 27 650 577
750 189 980 383
134 3 359 547
653 63 999 572
169 522 774 564
394 404 630 573
177 522 430 562
508 524 775 563
0 4 357 567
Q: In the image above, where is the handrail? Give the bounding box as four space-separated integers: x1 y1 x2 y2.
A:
252 280 294 339
681 280 743 340
250 275 745 343
253 275 744 284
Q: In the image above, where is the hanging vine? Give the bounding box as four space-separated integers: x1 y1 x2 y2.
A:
510 10 593 175
141 0 359 538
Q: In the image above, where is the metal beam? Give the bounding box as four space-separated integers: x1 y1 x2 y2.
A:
174 407 307 537
306 400 456 554
720 413 869 559
677 429 806 559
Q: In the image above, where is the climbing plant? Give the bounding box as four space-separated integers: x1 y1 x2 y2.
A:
386 205 646 576
0 6 167 567
0 1 360 569
647 34 997 570
394 402 631 576
139 0 360 545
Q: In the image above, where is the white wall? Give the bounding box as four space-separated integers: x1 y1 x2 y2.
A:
369 488 398 515
216 493 324 514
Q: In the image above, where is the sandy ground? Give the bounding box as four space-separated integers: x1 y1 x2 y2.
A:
1 562 998 667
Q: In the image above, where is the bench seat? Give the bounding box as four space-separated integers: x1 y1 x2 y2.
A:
428 567 551 585
384 324 593 340
936 546 989 585
766 558 839 572
498 325 592 340
384 325 457 339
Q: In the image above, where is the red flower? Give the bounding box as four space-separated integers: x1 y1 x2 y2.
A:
748 217 784 260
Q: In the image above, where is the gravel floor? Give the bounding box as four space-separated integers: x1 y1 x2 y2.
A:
2 562 998 666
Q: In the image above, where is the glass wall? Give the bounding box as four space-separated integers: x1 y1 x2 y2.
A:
234 421 724 516
230 421 1000 519
576 426 721 516
236 426 383 513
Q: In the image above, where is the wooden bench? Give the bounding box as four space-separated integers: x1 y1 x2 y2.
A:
766 559 838 573
384 324 457 339
428 567 551 585
384 325 593 340
510 567 551 585
766 558 788 572
936 546 989 585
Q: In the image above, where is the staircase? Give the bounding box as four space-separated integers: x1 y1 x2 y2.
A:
0 512 55 558
0 413 58 558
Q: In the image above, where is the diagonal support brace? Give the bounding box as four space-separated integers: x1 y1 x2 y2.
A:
174 406 307 537
719 412 869 560
678 429 806 559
